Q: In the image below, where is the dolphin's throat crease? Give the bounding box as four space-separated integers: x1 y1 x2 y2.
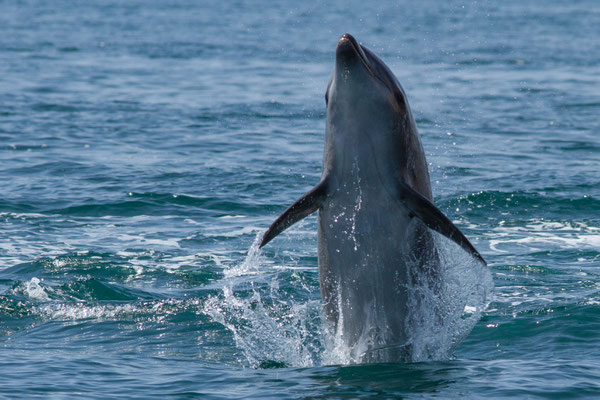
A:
259 33 486 363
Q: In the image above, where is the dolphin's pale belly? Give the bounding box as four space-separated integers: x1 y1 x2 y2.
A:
317 180 437 362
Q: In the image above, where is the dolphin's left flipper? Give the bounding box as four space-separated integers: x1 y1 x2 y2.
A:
259 179 329 248
397 181 486 265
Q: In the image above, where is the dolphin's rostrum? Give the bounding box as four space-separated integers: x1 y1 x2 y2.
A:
260 33 486 363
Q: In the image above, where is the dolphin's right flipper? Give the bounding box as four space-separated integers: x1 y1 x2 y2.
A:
397 181 486 265
259 179 329 248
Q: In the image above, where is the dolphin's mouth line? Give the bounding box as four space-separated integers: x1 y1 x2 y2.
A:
340 35 376 77
339 34 399 98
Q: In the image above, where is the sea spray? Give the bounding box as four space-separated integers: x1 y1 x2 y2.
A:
204 235 324 367
404 233 493 362
205 233 493 367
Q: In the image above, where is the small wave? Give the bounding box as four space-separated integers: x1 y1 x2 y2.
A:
455 58 495 66
58 46 79 53
202 226 262 239
30 102 82 112
0 143 49 151
45 192 263 217
10 276 157 302
59 278 158 301
4 160 90 176
441 190 600 215
194 102 324 122
472 303 600 357
114 234 180 249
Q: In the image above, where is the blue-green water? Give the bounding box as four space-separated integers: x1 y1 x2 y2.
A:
1 0 600 398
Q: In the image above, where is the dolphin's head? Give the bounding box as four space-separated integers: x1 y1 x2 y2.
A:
327 33 410 111
324 33 422 189
326 33 411 126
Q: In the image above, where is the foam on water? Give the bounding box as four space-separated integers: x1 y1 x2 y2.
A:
6 290 203 324
489 219 600 253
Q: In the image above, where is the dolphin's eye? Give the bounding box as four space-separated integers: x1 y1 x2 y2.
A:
393 90 407 112
325 79 332 105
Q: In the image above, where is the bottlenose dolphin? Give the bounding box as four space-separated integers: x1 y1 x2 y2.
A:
259 33 485 363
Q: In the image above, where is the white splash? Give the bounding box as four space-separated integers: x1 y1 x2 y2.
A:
319 232 493 365
203 286 322 368
23 277 51 301
403 233 493 362
223 234 263 278
204 228 493 367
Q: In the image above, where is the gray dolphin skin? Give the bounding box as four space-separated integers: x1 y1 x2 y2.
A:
259 33 485 363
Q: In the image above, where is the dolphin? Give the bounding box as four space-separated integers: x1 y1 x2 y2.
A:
259 33 485 363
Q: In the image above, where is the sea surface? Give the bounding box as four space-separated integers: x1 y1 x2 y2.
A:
1 0 600 398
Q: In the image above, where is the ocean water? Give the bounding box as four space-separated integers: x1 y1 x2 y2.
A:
1 0 600 398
